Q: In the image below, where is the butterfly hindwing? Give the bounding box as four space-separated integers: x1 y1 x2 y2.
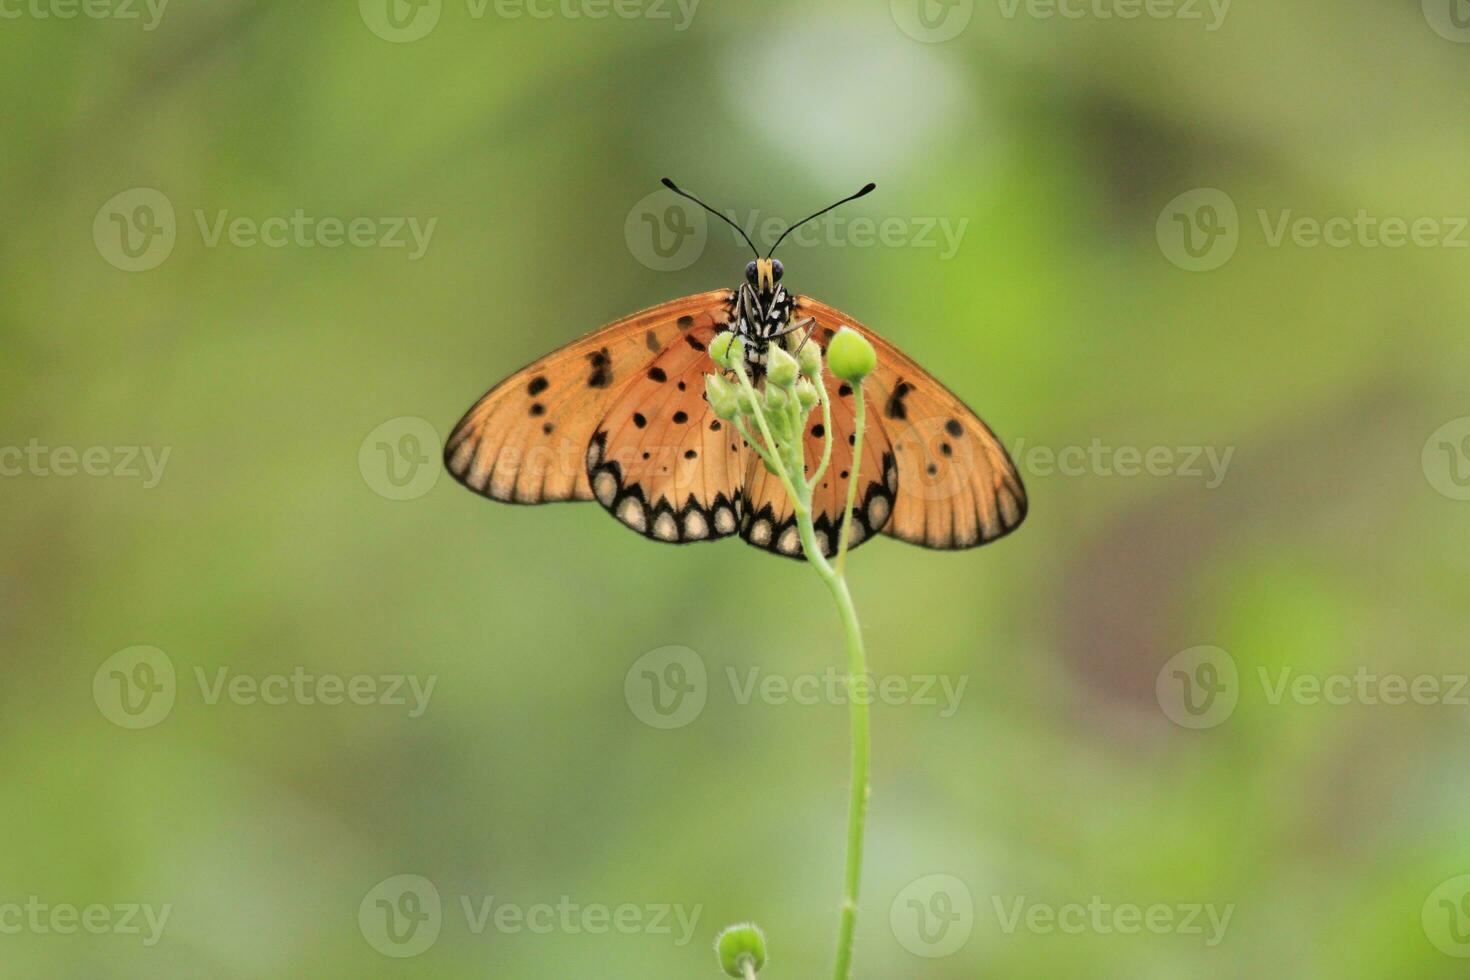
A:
740 361 898 560
587 325 749 544
794 297 1028 550
444 290 734 503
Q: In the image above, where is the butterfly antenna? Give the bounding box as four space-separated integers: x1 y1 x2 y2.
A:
660 178 760 258
766 182 877 257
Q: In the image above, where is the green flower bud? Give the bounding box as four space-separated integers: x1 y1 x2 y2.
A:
736 387 756 416
764 382 789 411
826 326 876 383
716 923 767 977
766 344 799 388
797 339 822 378
705 374 739 420
710 331 744 370
795 378 819 411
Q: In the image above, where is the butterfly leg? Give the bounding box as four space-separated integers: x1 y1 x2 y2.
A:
788 316 819 355
766 315 815 344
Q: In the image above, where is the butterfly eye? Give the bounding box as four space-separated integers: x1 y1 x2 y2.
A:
771 259 784 282
745 261 758 285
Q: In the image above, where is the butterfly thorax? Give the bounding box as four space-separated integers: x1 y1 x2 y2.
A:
733 262 795 370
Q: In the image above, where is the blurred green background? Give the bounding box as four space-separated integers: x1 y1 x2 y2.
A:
5 1 1470 976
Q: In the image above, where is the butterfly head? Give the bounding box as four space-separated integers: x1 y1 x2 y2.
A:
745 258 784 295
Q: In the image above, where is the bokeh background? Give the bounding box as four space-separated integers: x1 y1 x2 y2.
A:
4 1 1470 976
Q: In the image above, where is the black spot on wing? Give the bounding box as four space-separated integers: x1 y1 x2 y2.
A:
885 380 913 421
587 347 613 388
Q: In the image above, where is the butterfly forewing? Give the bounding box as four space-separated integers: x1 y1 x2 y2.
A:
794 297 1028 550
444 290 734 503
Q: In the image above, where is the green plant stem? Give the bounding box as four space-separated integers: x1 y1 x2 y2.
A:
801 518 868 980
777 400 869 980
728 357 872 980
834 385 865 577
742 959 758 980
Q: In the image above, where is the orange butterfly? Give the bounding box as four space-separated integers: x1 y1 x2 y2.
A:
444 180 1027 560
